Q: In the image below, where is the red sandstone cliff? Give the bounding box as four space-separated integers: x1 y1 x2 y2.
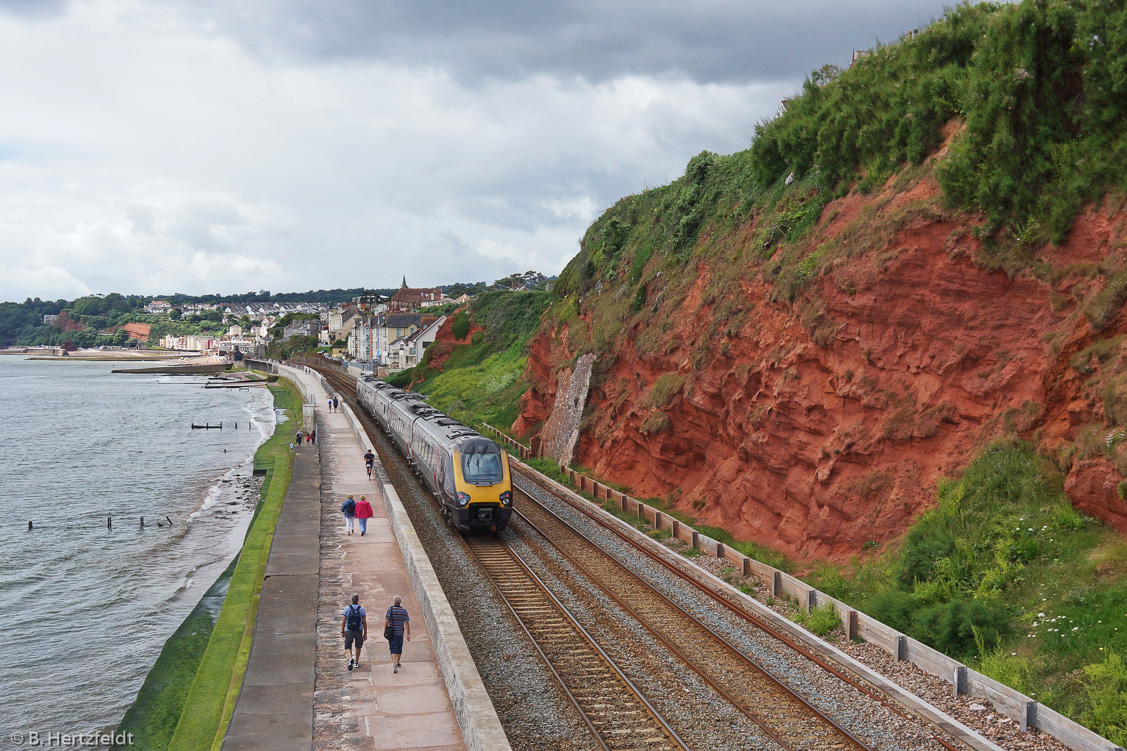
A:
516 170 1127 562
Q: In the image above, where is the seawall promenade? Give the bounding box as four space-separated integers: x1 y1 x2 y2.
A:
222 363 507 750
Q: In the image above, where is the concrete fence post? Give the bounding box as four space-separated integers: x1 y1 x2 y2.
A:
772 571 782 597
715 542 724 559
1022 701 1036 733
806 589 816 613
742 557 751 576
671 520 680 538
953 666 966 698
896 635 907 661
654 511 663 530
846 610 858 641
691 531 699 549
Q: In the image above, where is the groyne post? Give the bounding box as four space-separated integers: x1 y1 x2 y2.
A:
107 517 113 530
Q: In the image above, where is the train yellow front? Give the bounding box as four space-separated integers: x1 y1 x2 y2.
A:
355 375 513 532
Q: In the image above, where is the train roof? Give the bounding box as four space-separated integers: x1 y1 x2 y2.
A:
412 410 497 450
359 375 500 451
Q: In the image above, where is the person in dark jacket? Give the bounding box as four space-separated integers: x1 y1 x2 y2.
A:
341 494 356 535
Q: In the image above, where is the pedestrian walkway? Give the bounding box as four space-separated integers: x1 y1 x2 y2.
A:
277 367 466 751
223 444 320 751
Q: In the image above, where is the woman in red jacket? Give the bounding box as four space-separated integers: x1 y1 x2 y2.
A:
354 495 374 536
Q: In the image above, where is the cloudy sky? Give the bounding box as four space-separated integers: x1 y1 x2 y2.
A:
0 0 953 302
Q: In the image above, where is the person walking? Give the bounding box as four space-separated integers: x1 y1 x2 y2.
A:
341 594 367 671
310 428 317 444
384 595 411 673
354 495 374 536
341 494 357 535
295 431 302 446
327 396 334 413
364 449 375 480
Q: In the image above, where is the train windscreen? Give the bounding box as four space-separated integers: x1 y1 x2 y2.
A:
460 442 503 485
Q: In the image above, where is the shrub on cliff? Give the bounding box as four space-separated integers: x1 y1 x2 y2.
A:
752 0 1127 243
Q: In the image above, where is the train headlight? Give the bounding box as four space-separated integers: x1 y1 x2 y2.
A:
456 492 471 507
499 491 512 507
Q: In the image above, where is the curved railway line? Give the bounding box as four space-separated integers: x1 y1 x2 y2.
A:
306 362 972 751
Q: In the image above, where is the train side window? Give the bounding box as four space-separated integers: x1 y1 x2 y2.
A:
443 454 457 497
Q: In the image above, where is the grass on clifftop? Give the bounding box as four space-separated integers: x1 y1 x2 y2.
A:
389 290 550 431
551 0 1127 361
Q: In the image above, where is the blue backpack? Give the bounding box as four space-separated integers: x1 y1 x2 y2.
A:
345 604 363 631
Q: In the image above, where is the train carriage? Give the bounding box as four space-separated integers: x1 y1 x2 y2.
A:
356 375 513 532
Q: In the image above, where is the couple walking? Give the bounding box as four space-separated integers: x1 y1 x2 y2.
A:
340 494 373 535
341 593 411 673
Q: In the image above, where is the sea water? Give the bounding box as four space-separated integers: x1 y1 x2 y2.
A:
0 358 275 742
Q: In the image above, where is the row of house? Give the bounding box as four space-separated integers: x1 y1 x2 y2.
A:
312 281 455 371
150 279 455 369
143 300 327 317
348 312 446 370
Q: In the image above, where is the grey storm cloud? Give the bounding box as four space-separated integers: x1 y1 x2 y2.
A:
0 0 68 19
179 0 945 84
0 0 957 302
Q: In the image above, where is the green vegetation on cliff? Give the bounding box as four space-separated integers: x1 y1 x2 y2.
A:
555 0 1127 325
534 0 1127 740
807 441 1127 743
389 290 550 429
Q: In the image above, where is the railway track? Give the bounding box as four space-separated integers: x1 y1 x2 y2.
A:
302 362 962 751
466 536 689 751
310 365 691 750
512 497 871 751
512 465 965 751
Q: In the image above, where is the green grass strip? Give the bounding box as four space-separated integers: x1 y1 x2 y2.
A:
167 382 300 750
114 556 237 749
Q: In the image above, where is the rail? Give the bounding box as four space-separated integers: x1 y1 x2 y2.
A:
526 462 1123 751
463 535 689 751
512 500 874 751
299 363 1122 751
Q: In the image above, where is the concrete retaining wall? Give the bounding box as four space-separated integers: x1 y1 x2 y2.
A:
539 462 1124 751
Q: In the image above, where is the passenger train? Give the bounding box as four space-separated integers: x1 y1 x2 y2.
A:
355 375 513 532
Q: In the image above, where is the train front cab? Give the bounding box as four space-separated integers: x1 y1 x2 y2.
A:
445 439 513 533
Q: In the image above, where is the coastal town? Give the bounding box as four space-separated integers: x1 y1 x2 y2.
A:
154 279 460 372
1 273 551 374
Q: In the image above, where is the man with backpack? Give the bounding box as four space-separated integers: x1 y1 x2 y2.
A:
341 593 367 671
340 494 357 535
